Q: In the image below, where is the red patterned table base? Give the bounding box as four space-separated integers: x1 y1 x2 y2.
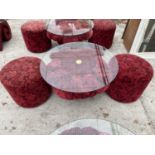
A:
89 19 116 49
106 54 154 103
0 57 51 108
0 20 12 51
47 30 93 44
21 20 52 53
54 86 109 100
60 127 109 135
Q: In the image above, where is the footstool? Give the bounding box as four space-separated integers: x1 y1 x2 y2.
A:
106 54 154 103
0 57 51 108
89 19 116 49
0 20 12 51
21 20 52 53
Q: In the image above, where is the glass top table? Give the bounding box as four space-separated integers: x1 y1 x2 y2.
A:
40 42 119 93
47 19 94 36
51 119 134 135
46 19 94 44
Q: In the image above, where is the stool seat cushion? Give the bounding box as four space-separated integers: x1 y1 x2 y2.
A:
89 19 116 49
21 20 52 53
106 54 153 103
0 57 51 108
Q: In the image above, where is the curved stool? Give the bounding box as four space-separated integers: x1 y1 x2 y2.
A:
89 19 116 49
106 54 153 103
54 86 109 100
21 20 52 53
0 20 12 51
0 23 2 50
0 57 51 108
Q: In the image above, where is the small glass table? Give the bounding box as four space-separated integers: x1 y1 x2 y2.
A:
51 119 134 135
46 19 94 44
40 42 118 99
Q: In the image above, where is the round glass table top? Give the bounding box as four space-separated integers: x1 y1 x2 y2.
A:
40 42 119 93
51 119 134 135
46 19 94 36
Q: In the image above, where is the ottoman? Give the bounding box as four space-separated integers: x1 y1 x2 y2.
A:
62 30 93 44
53 86 109 100
0 23 2 51
89 19 116 49
0 57 51 108
0 19 12 51
106 54 154 103
21 20 52 53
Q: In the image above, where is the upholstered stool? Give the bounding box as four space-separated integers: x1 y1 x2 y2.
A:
53 86 109 100
0 57 51 108
0 20 12 51
0 23 2 51
106 54 153 103
21 20 52 53
89 19 116 49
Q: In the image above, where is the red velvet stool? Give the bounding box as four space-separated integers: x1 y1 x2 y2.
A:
21 20 52 53
89 19 116 49
0 23 2 51
0 20 12 51
106 54 154 103
54 86 109 100
0 57 51 108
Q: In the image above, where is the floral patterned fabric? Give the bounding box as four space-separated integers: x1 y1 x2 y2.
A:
106 54 154 103
0 20 12 51
0 57 51 108
89 19 116 49
21 20 52 53
59 127 109 135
